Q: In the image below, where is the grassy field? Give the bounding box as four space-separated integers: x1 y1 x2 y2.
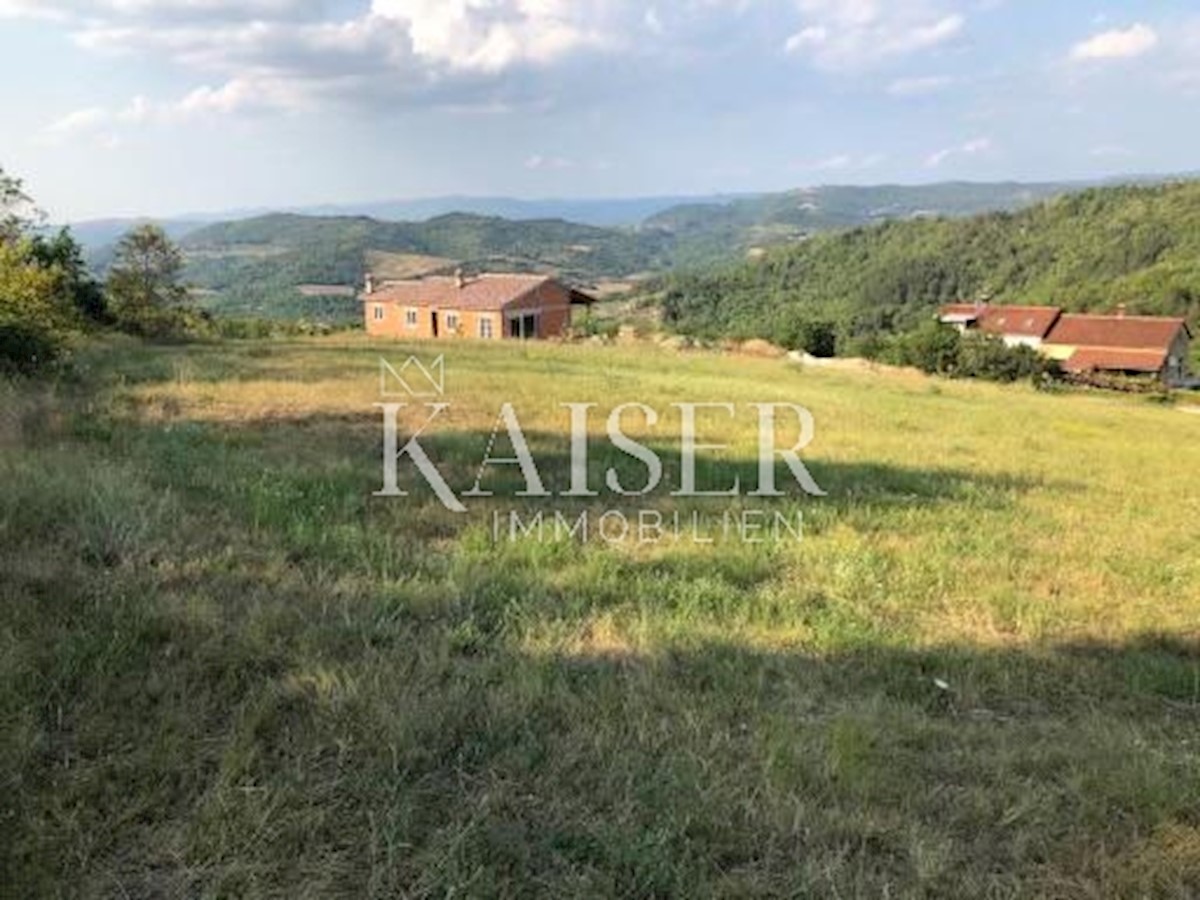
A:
3 335 1199 897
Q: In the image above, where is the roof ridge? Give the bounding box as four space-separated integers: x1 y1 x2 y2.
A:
1061 312 1185 322
988 304 1061 310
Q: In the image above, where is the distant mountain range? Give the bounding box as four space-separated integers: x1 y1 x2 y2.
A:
66 194 728 250
71 176 1187 252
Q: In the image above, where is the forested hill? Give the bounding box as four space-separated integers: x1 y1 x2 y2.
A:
96 175 1197 322
654 181 1200 347
644 181 1079 264
182 211 672 280
174 182 1089 319
180 212 673 317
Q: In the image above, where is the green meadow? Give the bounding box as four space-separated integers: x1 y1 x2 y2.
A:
3 335 1199 897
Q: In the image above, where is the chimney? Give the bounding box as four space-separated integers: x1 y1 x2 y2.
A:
1117 303 1127 319
364 272 374 296
455 268 466 290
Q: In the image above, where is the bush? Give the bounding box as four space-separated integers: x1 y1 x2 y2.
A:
0 239 73 375
892 322 962 374
842 331 893 361
886 323 1064 384
957 335 1050 382
0 321 61 375
779 318 838 357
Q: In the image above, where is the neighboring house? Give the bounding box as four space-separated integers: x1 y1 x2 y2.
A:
363 272 595 340
1043 313 1193 386
937 303 1060 347
938 302 1193 385
938 303 988 333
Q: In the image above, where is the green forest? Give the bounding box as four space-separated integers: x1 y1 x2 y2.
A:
653 181 1200 352
77 180 1106 322
178 212 674 319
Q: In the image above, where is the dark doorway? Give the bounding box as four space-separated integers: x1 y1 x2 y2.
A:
431 311 440 338
508 313 538 339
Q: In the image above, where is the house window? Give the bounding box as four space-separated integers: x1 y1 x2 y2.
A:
372 305 385 321
445 312 460 332
405 308 418 328
479 317 494 339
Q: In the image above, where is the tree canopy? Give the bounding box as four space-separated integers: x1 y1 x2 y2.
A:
0 166 102 372
652 181 1200 352
105 224 193 337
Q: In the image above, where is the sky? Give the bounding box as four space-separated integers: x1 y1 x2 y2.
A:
1 0 1198 221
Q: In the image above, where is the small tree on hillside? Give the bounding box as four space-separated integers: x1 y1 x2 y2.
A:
0 240 67 373
31 229 107 323
0 166 41 243
0 167 86 372
106 224 189 336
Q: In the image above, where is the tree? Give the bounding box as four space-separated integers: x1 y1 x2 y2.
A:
0 168 76 372
106 224 189 336
31 228 107 323
0 240 66 373
0 166 41 242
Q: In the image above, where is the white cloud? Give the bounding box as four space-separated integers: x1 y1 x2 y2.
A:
23 0 645 138
644 6 664 36
887 74 953 96
524 153 576 170
812 153 852 170
784 1 965 71
784 25 827 54
369 0 614 74
174 77 309 115
1090 144 1133 158
793 152 886 172
925 135 991 168
0 0 319 24
1070 23 1158 62
39 74 308 144
44 106 110 137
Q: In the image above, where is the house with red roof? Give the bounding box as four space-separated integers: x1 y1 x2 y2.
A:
1043 313 1192 385
362 271 594 341
937 302 1061 348
939 302 1193 385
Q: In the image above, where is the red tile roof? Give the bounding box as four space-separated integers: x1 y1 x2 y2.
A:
977 305 1062 339
1045 314 1188 352
366 274 556 312
939 303 988 321
1063 347 1170 375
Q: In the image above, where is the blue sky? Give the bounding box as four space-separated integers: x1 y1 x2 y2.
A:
1 0 1197 220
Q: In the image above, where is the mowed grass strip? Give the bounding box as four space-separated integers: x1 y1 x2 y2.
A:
2 335 1198 897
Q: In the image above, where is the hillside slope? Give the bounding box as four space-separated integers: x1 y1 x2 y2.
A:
181 212 672 318
655 181 1200 345
6 336 1200 896
176 182 1089 320
645 181 1079 265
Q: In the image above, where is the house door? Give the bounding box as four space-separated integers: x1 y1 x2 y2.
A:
431 311 440 338
508 313 538 339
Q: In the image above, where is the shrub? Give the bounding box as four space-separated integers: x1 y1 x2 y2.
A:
957 334 1050 383
0 240 72 375
842 331 893 361
886 324 1064 384
0 321 61 375
892 322 962 375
